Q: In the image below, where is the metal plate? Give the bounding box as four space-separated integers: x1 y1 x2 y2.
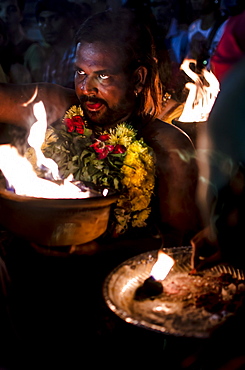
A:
103 246 245 338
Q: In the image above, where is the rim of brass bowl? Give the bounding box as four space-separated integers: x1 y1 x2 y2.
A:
0 187 118 208
0 188 118 247
172 118 207 146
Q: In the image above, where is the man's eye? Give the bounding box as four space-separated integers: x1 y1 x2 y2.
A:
76 69 85 75
8 5 18 14
52 15 61 22
99 74 109 80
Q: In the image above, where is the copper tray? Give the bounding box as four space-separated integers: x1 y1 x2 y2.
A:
103 246 245 338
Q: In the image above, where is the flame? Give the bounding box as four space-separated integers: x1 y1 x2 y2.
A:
0 101 91 199
150 250 175 281
178 59 220 123
0 144 91 198
28 101 60 180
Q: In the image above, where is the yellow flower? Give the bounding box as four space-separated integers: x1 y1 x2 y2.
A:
116 195 131 212
121 166 147 188
105 123 136 147
41 128 57 151
121 141 155 189
63 105 84 120
132 208 151 228
131 193 152 212
143 175 155 191
129 141 145 153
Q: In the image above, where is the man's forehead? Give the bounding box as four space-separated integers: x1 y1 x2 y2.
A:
150 0 172 7
76 41 126 70
0 0 19 7
38 10 62 18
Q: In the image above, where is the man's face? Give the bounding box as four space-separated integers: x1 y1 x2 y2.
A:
74 41 136 128
190 0 214 12
150 0 173 26
220 0 237 11
0 0 22 32
38 10 68 45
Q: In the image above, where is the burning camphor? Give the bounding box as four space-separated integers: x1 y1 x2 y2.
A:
134 250 175 300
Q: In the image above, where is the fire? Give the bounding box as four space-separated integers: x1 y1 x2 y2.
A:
0 144 91 198
28 101 60 180
0 101 91 199
150 250 175 281
178 58 220 123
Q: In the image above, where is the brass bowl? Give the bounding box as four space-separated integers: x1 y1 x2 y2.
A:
103 247 245 338
0 186 118 247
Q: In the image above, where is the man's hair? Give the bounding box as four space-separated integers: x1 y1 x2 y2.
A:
35 0 74 20
75 9 163 119
17 0 25 12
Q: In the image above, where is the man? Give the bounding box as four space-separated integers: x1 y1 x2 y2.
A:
0 0 45 82
186 0 227 71
35 0 85 88
0 8 203 368
150 0 188 66
0 9 201 247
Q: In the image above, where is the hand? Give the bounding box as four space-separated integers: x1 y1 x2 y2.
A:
190 225 221 271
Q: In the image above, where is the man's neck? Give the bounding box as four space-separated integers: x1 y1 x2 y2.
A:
89 113 136 135
200 12 216 30
9 25 26 45
52 32 74 55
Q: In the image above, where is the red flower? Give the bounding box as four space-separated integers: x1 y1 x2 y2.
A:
98 134 110 142
113 144 126 154
65 115 85 134
65 118 75 132
90 140 114 159
97 146 114 159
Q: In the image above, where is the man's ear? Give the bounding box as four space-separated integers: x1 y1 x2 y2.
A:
134 66 147 94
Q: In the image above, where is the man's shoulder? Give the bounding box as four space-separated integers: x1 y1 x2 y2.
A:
142 118 194 150
143 117 185 134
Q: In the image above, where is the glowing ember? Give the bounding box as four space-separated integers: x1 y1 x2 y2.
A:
178 58 220 123
0 101 92 199
150 250 175 281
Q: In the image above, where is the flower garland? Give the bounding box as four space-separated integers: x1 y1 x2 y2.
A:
42 105 155 235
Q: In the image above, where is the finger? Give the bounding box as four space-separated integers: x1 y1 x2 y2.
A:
193 250 222 271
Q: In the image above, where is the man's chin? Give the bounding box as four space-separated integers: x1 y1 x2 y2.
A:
83 109 106 126
82 104 126 128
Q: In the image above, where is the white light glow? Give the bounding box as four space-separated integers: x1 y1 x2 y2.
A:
0 101 91 199
150 250 175 281
179 59 220 123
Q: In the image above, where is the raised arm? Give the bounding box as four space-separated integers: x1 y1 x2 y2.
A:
0 82 79 130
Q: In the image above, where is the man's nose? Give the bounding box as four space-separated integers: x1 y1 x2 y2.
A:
40 20 52 30
81 75 98 95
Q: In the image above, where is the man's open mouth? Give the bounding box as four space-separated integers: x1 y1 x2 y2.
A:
86 102 103 111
